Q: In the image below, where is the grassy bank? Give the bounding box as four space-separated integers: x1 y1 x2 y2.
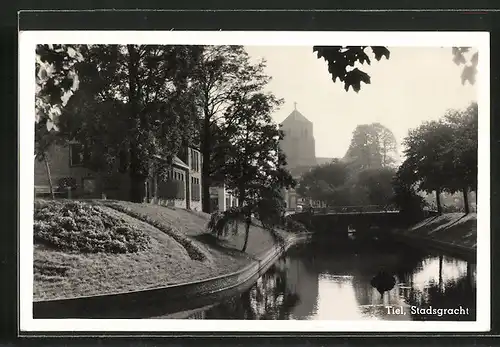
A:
33 199 290 301
396 212 477 250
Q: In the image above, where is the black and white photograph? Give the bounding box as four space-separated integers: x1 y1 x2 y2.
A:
19 31 490 332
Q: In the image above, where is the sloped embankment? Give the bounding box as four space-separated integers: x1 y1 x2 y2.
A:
33 199 283 301
395 212 477 253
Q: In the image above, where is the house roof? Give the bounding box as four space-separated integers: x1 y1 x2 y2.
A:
173 156 190 170
281 108 311 125
152 154 190 170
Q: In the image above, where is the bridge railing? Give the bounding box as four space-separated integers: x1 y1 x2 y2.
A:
309 205 399 214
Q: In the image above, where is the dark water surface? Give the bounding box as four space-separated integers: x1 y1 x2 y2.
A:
181 233 476 321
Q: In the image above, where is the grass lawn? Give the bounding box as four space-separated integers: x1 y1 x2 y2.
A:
404 213 477 249
33 199 287 301
101 200 282 258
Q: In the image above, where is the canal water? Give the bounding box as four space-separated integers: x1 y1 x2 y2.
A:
182 233 476 321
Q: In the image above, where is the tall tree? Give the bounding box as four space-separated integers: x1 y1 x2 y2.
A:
399 102 478 215
214 92 294 252
392 162 428 221
401 120 456 214
343 123 397 172
57 44 202 202
372 122 398 167
193 45 270 212
441 102 478 213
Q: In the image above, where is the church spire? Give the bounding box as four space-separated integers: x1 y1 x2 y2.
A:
294 101 297 110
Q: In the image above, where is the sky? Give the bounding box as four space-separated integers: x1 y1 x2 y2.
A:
244 46 478 159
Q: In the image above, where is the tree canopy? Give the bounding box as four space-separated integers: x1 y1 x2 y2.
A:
343 122 398 171
313 46 390 92
296 160 350 207
296 160 396 208
36 45 83 129
38 44 203 201
315 46 478 92
191 45 273 212
396 102 478 214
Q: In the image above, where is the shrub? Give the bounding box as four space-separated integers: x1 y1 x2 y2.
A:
57 177 77 192
34 200 150 254
282 216 309 234
207 208 242 239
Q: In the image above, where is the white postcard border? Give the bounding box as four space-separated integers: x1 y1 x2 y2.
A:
19 30 490 332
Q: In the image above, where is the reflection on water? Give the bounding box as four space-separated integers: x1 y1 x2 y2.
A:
186 235 476 321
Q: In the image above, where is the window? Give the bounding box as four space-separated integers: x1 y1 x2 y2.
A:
191 177 201 201
69 143 85 167
190 149 200 172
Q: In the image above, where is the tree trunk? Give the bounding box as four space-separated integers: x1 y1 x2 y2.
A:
129 175 147 202
43 156 55 200
463 187 470 214
238 185 250 252
435 188 442 215
128 144 147 202
242 215 251 252
201 110 212 213
238 185 246 208
127 45 145 203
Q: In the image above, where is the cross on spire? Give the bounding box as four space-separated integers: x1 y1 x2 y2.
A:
294 102 297 110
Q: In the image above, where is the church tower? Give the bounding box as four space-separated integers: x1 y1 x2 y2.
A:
279 103 316 171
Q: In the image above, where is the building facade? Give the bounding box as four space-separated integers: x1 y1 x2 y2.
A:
209 184 239 212
34 142 203 211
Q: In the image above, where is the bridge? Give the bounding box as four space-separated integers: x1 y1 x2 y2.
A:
289 205 405 236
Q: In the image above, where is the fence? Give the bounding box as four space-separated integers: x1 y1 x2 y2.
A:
310 205 399 214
